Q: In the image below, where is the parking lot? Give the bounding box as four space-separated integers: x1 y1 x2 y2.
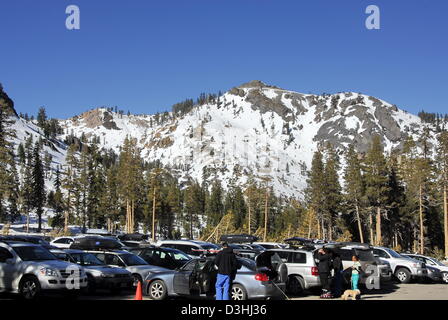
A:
2 282 446 301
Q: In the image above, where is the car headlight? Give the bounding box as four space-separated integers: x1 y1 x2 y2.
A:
40 267 58 277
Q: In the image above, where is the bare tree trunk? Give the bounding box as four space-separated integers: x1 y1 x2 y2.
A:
26 213 30 234
317 214 321 239
152 186 157 242
444 185 448 259
356 204 364 243
376 207 382 246
247 197 251 235
419 184 424 254
126 199 130 234
307 209 312 239
369 214 374 245
263 189 269 242
413 227 418 253
131 200 135 233
328 216 333 242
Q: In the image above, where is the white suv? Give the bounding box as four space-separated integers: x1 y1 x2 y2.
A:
0 241 88 299
373 246 427 283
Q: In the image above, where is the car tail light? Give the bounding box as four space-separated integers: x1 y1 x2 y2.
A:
255 273 269 281
311 267 319 276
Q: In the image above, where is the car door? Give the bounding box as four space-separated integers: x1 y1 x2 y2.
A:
0 247 15 291
173 259 197 295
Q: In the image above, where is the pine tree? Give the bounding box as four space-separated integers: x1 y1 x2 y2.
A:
323 144 342 240
31 142 46 232
62 144 79 233
436 131 448 258
184 181 205 239
305 150 327 239
364 135 390 246
206 180 224 227
343 145 366 243
117 136 143 233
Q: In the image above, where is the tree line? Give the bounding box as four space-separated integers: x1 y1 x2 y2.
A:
306 133 448 257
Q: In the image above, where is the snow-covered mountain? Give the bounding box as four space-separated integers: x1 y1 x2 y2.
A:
55 80 434 198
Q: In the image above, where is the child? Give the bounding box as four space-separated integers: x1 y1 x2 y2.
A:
350 255 361 291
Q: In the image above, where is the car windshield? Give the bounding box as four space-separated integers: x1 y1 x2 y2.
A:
14 246 57 261
429 258 446 266
71 253 105 266
385 248 403 258
120 253 148 266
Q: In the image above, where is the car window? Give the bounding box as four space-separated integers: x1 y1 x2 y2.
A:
275 251 289 262
0 247 13 262
13 246 56 261
373 249 390 259
354 249 375 261
105 254 124 266
54 238 67 244
291 252 307 264
71 253 104 266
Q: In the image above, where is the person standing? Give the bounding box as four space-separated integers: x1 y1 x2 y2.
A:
350 255 362 291
317 248 332 297
332 252 343 297
214 242 238 300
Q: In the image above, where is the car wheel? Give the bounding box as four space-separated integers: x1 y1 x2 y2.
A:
442 272 448 284
286 276 304 296
395 268 411 283
132 274 143 287
19 276 41 300
148 280 168 300
231 284 247 300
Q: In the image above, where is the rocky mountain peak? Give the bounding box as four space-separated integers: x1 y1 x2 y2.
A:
0 84 19 118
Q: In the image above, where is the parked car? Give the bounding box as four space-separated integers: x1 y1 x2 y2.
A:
129 246 191 270
0 241 88 299
88 249 169 286
402 253 448 284
266 248 320 295
1 235 56 249
156 240 221 258
50 236 76 249
50 248 133 293
373 246 427 283
144 251 287 300
323 243 393 286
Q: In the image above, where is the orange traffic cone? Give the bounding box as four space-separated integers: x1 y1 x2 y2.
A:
134 281 143 300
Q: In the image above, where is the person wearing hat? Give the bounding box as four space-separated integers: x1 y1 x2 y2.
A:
214 242 238 300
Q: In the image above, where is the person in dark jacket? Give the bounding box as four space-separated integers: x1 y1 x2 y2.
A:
214 242 238 300
331 251 343 297
317 248 332 295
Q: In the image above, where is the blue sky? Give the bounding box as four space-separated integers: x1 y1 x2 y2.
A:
1 0 447 119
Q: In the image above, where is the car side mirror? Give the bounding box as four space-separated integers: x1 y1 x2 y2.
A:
5 258 14 265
